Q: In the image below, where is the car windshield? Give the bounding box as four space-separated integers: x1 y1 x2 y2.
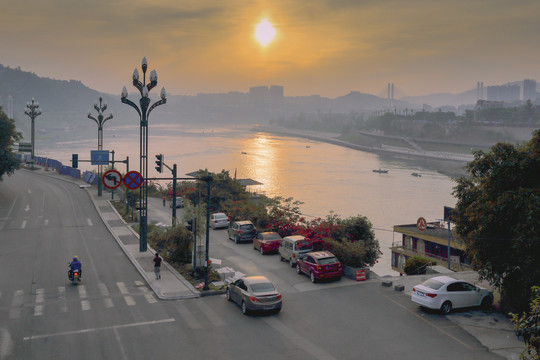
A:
318 256 339 265
215 214 227 219
250 282 276 293
421 278 445 290
264 233 281 241
240 224 254 230
295 241 313 250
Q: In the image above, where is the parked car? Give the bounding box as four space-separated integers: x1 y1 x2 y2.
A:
253 232 283 255
279 235 313 267
170 196 184 208
210 213 230 229
296 251 343 283
411 276 494 314
226 276 282 315
228 220 257 243
134 200 146 210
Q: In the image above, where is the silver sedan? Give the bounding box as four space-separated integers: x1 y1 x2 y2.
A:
226 276 282 315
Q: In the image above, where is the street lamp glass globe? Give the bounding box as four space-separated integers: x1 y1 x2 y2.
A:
133 68 139 81
160 87 166 100
121 86 128 99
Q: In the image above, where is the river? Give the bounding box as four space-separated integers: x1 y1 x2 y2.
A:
39 124 458 276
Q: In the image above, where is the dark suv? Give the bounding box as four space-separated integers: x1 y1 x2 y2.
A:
228 220 257 244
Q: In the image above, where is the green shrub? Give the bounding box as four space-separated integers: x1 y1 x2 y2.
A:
323 237 370 268
148 225 193 265
404 256 435 275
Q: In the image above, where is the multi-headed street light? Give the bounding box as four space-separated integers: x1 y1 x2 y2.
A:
88 97 113 197
121 57 167 252
24 98 42 162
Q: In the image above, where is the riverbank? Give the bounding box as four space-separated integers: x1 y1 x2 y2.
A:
252 125 471 178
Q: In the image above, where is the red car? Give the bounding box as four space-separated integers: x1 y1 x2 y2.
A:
253 232 283 255
296 251 343 283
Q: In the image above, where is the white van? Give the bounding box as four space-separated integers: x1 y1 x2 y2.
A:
279 235 313 267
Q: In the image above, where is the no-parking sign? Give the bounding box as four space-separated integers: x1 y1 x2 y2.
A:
123 171 143 190
102 170 122 189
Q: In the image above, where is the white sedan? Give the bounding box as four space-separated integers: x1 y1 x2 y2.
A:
411 276 493 314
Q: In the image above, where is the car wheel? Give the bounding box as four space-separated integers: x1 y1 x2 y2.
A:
253 242 257 250
310 271 316 283
260 247 265 255
289 258 295 267
296 263 302 275
279 255 284 262
481 295 493 310
241 301 249 315
226 288 232 302
441 301 452 315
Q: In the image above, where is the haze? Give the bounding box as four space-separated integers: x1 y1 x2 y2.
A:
1 0 539 98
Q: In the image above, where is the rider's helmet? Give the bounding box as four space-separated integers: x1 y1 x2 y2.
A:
73 256 78 261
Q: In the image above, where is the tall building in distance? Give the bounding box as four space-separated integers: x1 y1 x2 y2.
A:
487 84 520 102
523 79 537 101
476 81 484 100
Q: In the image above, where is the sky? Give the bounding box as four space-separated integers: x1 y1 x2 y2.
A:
1 0 539 98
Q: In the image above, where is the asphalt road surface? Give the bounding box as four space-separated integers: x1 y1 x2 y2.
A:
0 170 504 359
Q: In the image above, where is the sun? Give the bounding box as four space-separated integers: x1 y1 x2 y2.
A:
254 19 276 47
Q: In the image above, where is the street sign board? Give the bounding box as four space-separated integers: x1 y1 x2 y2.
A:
416 217 427 232
91 150 109 165
102 169 122 189
123 171 143 190
18 142 32 152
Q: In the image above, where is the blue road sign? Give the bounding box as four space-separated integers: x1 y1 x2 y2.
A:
91 150 109 165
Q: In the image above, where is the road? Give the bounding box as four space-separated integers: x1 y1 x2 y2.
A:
0 170 504 359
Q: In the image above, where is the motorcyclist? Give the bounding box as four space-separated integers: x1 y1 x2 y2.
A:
69 256 82 280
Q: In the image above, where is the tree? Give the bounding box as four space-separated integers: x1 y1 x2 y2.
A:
0 107 21 181
452 130 540 311
511 286 540 359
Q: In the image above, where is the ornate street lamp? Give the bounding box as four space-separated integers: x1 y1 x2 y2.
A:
121 57 167 252
88 97 113 197
24 98 42 162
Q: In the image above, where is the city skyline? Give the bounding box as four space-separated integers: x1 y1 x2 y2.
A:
1 0 539 98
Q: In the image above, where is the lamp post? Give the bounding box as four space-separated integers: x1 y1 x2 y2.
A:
88 97 113 197
121 57 167 252
24 98 42 163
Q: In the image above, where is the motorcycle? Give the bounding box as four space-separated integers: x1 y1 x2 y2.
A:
68 267 81 284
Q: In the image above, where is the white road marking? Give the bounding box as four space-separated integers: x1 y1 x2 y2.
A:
44 219 49 226
98 283 114 308
116 282 135 306
24 205 30 212
0 327 14 359
58 287 68 313
20 220 27 229
136 281 157 304
9 290 24 319
78 285 87 298
34 289 45 316
175 304 202 329
104 298 114 308
86 218 93 226
23 318 176 341
196 302 225 327
81 300 91 311
27 189 32 194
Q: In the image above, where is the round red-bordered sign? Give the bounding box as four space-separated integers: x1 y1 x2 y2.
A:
123 171 143 190
102 169 122 189
417 217 427 231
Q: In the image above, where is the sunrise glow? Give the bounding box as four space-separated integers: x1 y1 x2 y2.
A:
254 19 276 46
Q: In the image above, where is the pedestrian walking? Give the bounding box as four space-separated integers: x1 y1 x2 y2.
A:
162 195 166 206
153 253 162 279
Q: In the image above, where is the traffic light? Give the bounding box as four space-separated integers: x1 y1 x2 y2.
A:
155 154 163 173
72 154 78 168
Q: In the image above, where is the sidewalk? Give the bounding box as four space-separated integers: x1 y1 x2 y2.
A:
36 167 200 300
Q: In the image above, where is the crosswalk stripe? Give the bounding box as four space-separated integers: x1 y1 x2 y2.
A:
78 285 87 299
58 287 68 313
44 219 49 226
196 302 225 327
9 290 23 319
117 282 135 306
21 220 27 229
87 218 93 226
135 280 157 304
34 289 45 316
81 300 91 311
175 303 202 329
98 283 114 308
